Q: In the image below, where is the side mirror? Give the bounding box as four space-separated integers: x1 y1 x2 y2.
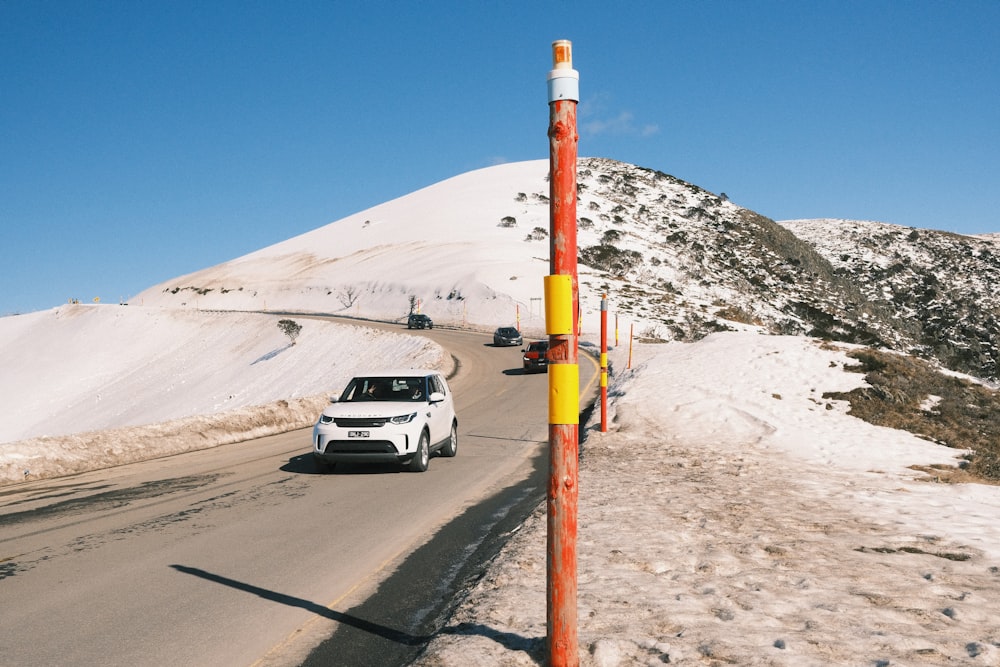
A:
328 396 339 404
428 391 446 403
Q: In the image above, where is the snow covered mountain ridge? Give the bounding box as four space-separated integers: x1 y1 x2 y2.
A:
137 157 1000 384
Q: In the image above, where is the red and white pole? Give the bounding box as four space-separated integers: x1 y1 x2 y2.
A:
545 38 579 667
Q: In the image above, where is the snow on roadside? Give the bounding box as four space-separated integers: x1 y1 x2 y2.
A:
0 305 450 486
413 332 1000 667
0 395 328 484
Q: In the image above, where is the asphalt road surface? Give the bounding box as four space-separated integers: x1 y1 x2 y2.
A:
0 322 598 666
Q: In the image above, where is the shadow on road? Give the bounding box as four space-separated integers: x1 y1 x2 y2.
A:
503 367 546 376
170 564 429 646
281 454 422 476
169 564 541 662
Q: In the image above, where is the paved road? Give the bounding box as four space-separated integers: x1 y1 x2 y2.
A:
0 322 597 666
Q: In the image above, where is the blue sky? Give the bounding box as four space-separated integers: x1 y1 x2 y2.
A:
2 1 998 315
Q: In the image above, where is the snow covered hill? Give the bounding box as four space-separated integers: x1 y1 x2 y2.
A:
136 157 1000 382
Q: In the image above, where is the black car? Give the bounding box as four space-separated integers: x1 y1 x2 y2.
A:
522 340 549 373
493 326 523 346
407 314 433 329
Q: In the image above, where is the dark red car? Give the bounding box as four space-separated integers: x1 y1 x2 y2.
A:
521 341 549 373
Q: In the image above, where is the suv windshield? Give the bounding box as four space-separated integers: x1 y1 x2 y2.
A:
341 376 427 402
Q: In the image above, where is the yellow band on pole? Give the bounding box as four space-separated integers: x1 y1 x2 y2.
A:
544 274 573 335
600 371 607 388
548 363 579 424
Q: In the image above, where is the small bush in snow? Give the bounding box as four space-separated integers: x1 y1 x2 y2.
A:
277 319 302 345
602 229 623 245
525 227 548 241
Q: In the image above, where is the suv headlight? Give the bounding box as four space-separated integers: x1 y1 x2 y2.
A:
390 412 417 425
319 415 334 424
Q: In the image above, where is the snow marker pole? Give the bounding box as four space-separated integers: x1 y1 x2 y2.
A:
546 38 580 667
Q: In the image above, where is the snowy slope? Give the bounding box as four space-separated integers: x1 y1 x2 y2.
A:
136 159 1000 382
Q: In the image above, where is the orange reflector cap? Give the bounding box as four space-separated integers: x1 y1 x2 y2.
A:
552 40 572 69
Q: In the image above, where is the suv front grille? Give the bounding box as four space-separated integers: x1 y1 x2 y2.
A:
334 417 387 428
323 440 397 454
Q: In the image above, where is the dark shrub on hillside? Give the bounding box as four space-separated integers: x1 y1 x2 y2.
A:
602 229 623 245
525 227 548 241
579 245 643 276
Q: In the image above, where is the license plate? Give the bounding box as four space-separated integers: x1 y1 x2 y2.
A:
348 430 370 438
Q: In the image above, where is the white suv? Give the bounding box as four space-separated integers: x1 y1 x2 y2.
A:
312 369 458 472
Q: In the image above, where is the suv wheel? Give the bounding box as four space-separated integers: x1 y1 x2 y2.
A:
408 431 430 472
441 422 458 457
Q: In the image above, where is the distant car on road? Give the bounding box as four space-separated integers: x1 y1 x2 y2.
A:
522 340 550 373
493 326 523 346
407 313 433 329
312 370 458 473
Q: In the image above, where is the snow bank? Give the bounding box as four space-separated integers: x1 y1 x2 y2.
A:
0 305 450 485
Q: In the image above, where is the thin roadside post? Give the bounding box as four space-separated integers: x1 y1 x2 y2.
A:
600 294 608 432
